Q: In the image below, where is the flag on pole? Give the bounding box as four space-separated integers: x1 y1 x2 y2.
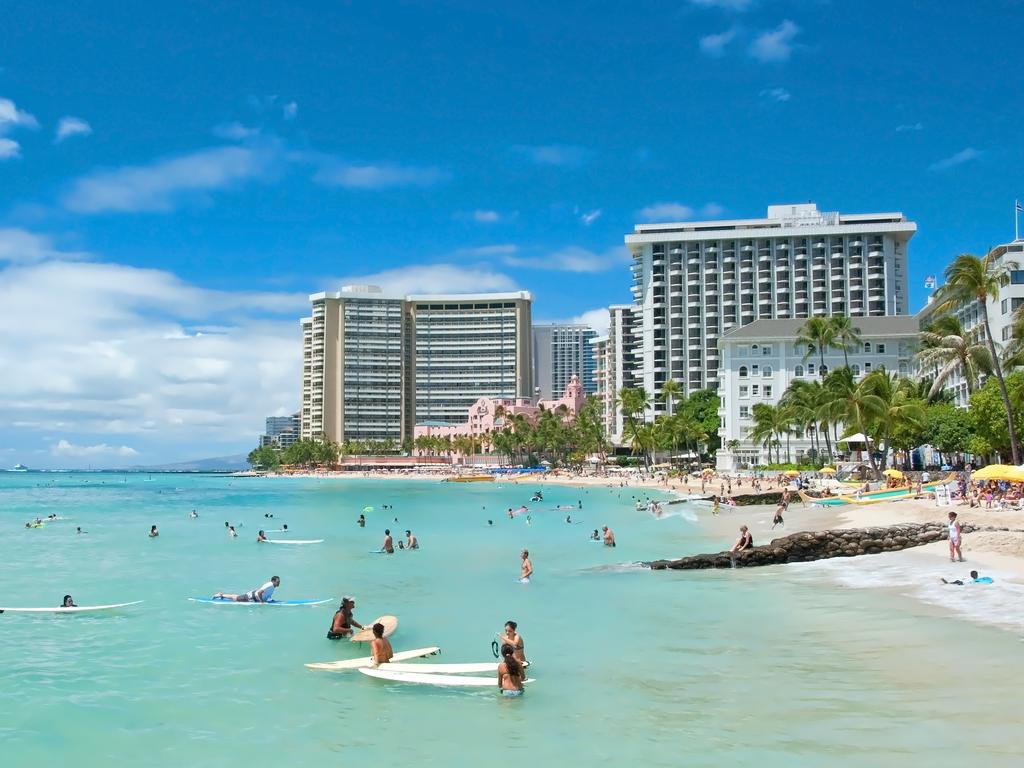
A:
924 275 936 289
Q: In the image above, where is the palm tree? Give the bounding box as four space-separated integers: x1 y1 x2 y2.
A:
796 316 837 373
933 250 1021 463
915 314 992 399
863 371 926 469
617 387 651 464
838 375 886 472
750 403 788 464
659 380 682 418
829 315 862 369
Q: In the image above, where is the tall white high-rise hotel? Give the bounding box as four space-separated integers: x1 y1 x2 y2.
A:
625 203 916 415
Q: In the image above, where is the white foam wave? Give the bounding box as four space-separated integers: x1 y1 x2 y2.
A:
790 555 1024 632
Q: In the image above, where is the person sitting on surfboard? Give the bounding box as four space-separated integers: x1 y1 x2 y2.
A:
256 530 267 543
213 576 280 603
497 644 524 697
62 595 77 608
381 530 394 554
370 622 394 666
327 596 364 639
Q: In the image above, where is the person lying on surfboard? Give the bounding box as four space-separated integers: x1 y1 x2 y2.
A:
327 597 364 639
213 576 280 603
370 622 394 666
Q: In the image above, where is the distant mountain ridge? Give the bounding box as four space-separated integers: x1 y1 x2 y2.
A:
126 454 250 472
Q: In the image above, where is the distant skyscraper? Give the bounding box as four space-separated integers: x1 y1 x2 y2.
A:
625 203 916 414
532 324 598 400
261 413 300 448
593 304 639 443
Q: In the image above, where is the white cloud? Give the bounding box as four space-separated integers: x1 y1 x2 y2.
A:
690 0 752 9
0 228 88 264
699 28 739 57
282 101 298 120
571 308 611 335
55 116 92 142
458 244 519 256
504 245 629 273
760 87 791 102
512 144 590 166
0 97 38 133
637 202 724 222
749 20 799 63
335 263 519 295
312 161 449 189
0 246 306 462
0 138 20 160
213 122 260 140
62 144 282 213
929 147 982 172
580 209 602 226
473 209 501 223
52 439 137 458
895 122 924 132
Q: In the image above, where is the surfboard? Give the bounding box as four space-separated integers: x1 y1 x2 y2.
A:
377 661 497 674
188 597 331 606
266 539 323 545
359 668 534 687
351 615 398 642
305 646 440 672
0 601 143 614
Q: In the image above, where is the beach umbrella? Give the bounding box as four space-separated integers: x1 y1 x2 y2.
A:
783 469 800 476
820 467 837 474
882 469 904 478
970 465 1017 481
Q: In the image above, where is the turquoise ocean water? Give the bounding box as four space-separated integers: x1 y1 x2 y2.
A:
1 473 1020 767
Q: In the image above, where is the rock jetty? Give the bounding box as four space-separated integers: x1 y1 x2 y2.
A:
649 522 985 570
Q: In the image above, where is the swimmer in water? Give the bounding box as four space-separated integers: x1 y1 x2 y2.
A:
405 530 418 550
256 530 267 543
357 514 366 528
228 525 238 538
942 570 993 585
602 526 616 547
565 515 572 524
497 644 525 697
496 620 527 665
381 529 394 554
327 597 363 639
62 595 77 608
370 622 394 666
590 529 600 540
149 525 159 538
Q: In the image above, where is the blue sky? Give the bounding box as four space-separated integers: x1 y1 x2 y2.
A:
1 0 1022 466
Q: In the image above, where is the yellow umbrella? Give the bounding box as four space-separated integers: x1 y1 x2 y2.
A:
820 466 837 474
882 469 904 478
783 469 800 476
971 464 1017 481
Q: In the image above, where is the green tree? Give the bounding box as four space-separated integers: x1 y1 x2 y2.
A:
749 403 788 464
863 371 926 469
617 387 652 466
927 402 973 458
247 445 281 470
796 316 837 372
915 314 992 399
677 388 720 455
659 380 682 418
829 315 862 369
934 250 1021 463
967 371 1024 461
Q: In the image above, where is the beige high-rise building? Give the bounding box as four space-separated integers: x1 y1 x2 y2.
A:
300 285 406 444
406 292 533 425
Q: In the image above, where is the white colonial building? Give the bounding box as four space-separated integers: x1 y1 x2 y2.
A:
715 316 920 470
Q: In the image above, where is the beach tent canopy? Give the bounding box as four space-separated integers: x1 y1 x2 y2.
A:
783 470 800 476
820 466 837 474
838 433 873 444
971 464 1019 481
883 469 904 478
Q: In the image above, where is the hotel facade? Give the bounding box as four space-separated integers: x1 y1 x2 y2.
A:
624 203 916 419
532 323 598 400
300 287 532 444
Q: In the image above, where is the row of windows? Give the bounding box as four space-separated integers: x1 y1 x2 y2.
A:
738 385 773 399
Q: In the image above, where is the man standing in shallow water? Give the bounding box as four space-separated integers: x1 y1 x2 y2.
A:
520 550 533 582
381 529 394 554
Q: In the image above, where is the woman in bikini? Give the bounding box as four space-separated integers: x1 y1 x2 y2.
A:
497 644 525 697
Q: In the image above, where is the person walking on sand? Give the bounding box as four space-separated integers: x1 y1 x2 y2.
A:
520 550 533 582
948 511 963 563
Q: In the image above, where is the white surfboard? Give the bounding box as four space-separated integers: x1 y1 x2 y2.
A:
189 597 332 606
351 615 398 642
0 601 143 614
359 668 534 687
305 646 440 672
377 661 497 674
266 539 323 545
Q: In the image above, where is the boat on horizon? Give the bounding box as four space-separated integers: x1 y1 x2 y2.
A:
10 464 28 472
